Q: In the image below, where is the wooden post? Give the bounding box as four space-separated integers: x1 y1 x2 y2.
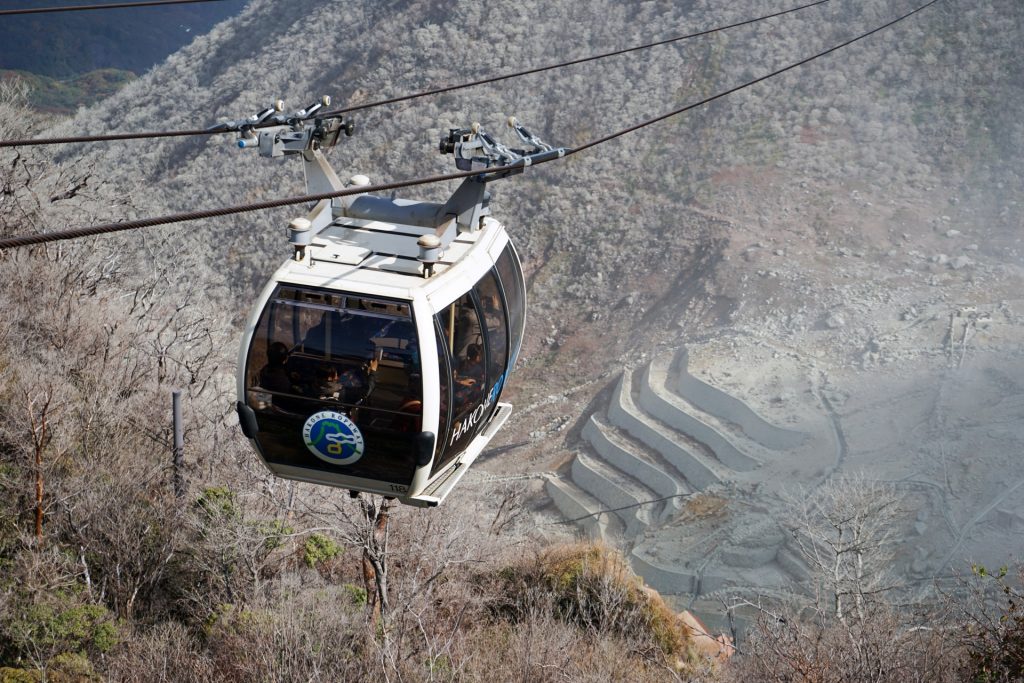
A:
172 389 185 499
34 435 43 542
26 388 53 543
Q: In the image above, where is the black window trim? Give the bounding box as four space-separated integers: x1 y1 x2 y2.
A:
495 243 526 369
431 317 453 469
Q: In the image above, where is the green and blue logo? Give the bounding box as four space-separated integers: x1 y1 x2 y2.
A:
302 410 365 466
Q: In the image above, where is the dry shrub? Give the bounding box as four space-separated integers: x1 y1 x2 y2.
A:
483 542 705 674
0 543 120 679
202 587 367 682
680 493 728 521
955 564 1024 682
725 601 968 683
104 621 219 683
457 616 687 683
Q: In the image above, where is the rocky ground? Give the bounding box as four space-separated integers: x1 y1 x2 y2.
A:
465 167 1024 631
19 0 1018 640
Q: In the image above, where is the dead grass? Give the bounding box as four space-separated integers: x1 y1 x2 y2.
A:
680 493 729 521
482 541 728 676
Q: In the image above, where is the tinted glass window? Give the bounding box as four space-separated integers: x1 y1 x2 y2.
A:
245 286 422 487
433 322 451 463
433 293 486 473
475 269 508 391
495 243 526 368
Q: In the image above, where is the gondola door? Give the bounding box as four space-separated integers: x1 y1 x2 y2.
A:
431 268 511 477
242 285 424 490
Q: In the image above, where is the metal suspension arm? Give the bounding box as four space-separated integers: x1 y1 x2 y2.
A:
215 97 355 157
439 118 566 176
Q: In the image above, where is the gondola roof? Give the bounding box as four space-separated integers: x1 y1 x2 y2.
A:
272 214 507 302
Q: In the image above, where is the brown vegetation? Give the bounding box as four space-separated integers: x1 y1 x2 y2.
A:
0 78 723 683
1 0 1023 678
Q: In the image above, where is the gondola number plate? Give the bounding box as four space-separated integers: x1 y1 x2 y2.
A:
303 410 365 466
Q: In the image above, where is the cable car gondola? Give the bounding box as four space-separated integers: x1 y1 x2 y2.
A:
233 101 564 506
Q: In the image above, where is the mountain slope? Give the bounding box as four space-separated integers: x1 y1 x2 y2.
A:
0 0 248 78
46 0 1022 379
4 0 1023 668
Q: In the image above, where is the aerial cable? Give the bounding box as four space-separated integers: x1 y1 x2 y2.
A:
317 0 834 118
0 0 225 16
542 491 696 527
0 0 943 251
0 167 490 249
570 0 942 156
0 0 833 148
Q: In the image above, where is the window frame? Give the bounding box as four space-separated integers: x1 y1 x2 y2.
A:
243 284 425 486
495 243 526 370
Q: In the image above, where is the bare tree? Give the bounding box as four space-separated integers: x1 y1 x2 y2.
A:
784 474 903 621
24 385 58 543
947 564 1024 682
724 475 968 682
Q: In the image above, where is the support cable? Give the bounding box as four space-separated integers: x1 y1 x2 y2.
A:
317 0 833 118
0 0 943 251
0 0 225 16
570 0 941 156
0 0 832 148
542 491 695 527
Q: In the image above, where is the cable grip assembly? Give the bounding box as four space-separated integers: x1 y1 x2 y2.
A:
440 117 565 177
211 96 354 158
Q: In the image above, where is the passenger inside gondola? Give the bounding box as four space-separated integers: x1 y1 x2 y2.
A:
259 341 293 394
315 364 343 399
453 303 479 357
349 357 378 403
461 344 484 384
258 341 304 411
454 343 485 405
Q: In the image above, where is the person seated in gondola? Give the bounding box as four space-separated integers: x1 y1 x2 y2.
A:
259 342 303 411
259 342 292 392
463 343 484 379
454 343 485 405
338 357 379 404
315 364 344 400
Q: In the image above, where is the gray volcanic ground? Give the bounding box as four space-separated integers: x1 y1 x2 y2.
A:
494 160 1024 625
38 0 1024 626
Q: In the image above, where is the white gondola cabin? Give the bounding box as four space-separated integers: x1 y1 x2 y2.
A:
233 106 559 506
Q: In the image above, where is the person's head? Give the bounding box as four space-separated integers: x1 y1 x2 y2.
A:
268 342 289 366
317 364 339 383
466 344 481 363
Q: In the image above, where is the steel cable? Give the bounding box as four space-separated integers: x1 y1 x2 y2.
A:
0 0 943 251
317 0 834 118
0 0 832 148
542 492 696 527
569 0 943 156
0 0 225 16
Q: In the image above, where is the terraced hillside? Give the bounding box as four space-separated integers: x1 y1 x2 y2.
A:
547 345 832 609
